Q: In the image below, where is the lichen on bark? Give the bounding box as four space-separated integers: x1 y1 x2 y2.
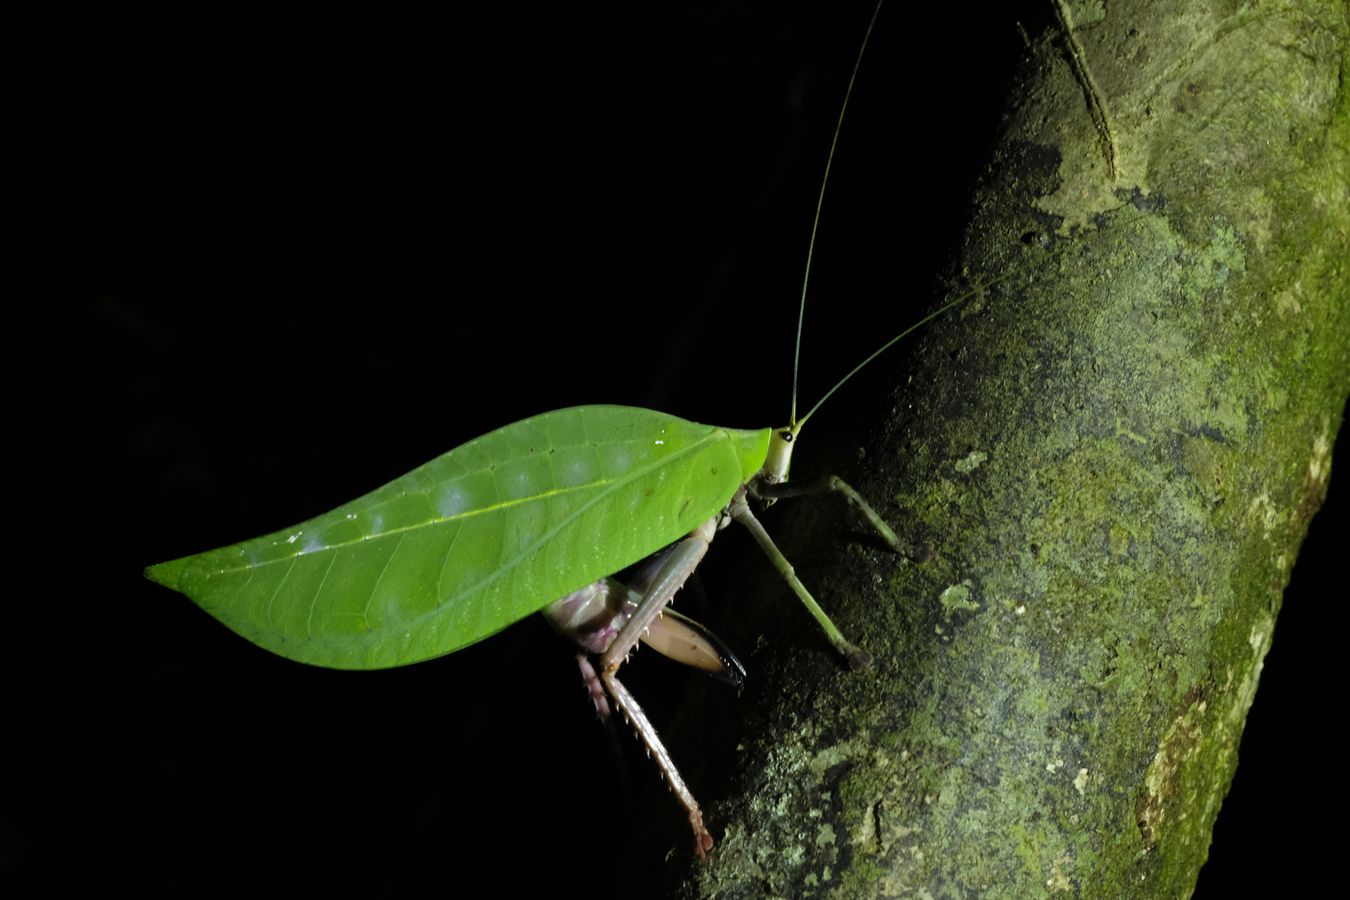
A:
676 1 1348 896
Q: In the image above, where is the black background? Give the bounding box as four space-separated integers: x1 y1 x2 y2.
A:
11 1 1340 894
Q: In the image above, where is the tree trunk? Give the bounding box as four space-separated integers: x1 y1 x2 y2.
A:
678 1 1348 895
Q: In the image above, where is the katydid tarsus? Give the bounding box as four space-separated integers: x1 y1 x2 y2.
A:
143 0 993 857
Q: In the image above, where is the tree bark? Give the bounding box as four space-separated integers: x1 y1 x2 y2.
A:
678 1 1348 895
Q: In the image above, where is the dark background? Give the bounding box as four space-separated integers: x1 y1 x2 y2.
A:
11 1 1340 894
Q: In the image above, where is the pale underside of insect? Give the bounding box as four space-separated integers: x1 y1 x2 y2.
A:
145 0 931 859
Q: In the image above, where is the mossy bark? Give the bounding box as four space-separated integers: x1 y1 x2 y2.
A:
677 1 1348 896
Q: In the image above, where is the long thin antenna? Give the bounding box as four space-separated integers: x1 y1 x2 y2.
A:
797 273 1012 428
794 204 1156 427
790 0 885 426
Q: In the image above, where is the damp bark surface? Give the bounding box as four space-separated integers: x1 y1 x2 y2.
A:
669 1 1349 896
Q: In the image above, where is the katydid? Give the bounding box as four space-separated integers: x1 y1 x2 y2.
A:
146 0 964 858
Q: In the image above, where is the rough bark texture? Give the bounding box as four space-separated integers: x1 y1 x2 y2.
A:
679 1 1348 896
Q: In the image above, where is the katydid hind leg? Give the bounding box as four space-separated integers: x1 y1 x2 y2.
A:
620 545 746 679
549 517 723 856
603 670 714 858
549 550 746 683
599 518 717 672
598 519 721 858
575 653 633 791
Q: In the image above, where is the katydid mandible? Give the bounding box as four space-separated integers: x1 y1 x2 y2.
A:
145 0 956 858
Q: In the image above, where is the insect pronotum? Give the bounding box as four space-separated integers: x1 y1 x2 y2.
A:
146 0 976 858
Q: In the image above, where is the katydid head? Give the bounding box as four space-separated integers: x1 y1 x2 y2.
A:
761 420 803 486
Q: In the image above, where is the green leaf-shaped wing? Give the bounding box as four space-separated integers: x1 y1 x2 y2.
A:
146 406 771 669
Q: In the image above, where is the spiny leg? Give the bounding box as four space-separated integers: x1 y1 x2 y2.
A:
600 518 716 672
728 488 873 671
599 517 720 857
618 546 746 682
604 670 713 858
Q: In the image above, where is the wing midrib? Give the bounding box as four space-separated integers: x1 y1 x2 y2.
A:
203 428 732 584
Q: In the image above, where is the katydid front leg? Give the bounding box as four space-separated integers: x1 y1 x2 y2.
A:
730 485 875 671
751 474 908 556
